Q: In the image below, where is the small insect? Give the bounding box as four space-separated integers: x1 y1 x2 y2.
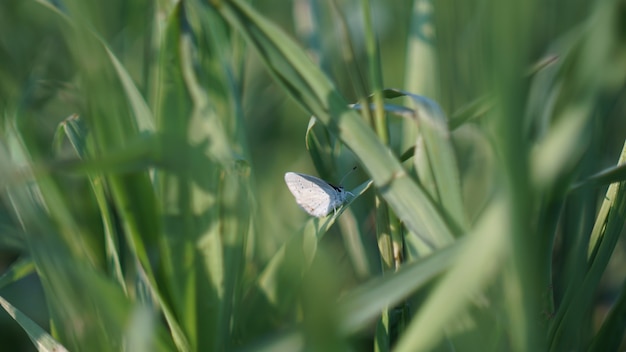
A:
284 168 355 218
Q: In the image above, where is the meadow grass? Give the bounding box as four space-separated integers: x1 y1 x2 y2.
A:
1 0 626 351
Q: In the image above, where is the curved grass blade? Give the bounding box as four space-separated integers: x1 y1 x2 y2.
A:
549 140 626 350
0 257 35 290
0 296 69 352
394 197 508 352
385 89 468 233
305 116 339 180
337 237 463 335
54 114 127 293
570 162 626 190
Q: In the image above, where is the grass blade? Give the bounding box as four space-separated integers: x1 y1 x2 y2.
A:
0 296 69 352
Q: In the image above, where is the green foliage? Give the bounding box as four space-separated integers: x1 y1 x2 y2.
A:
1 0 626 351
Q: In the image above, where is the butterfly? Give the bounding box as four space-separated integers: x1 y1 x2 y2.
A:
284 172 354 217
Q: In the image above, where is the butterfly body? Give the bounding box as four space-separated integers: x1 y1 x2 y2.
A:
284 172 351 217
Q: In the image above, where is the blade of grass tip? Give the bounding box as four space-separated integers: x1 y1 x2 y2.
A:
0 296 69 352
587 142 626 264
399 146 415 163
0 257 35 290
305 116 335 178
105 46 155 133
448 95 493 131
570 162 626 190
58 114 90 156
34 0 155 135
215 0 455 249
350 102 416 121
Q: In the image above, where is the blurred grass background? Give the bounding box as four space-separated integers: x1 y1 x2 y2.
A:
1 0 626 351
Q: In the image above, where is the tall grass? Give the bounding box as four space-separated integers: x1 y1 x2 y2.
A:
1 0 626 351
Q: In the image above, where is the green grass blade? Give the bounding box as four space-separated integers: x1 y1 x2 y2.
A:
54 114 127 292
360 0 388 144
387 89 468 232
338 237 463 335
404 0 438 99
0 295 69 352
549 140 626 350
571 163 626 190
305 116 344 180
394 197 508 351
0 257 35 290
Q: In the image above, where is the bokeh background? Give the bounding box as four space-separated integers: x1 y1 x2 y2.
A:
1 0 626 351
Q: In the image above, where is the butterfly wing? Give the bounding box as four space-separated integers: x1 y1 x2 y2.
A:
284 172 339 217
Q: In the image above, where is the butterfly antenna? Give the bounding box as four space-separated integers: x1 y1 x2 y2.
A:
339 166 357 186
